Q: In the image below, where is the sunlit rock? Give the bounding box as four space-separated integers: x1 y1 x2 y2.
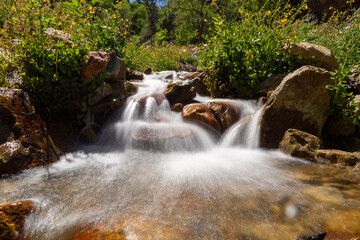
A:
260 65 332 148
124 81 138 97
0 88 59 176
81 51 110 83
284 42 339 71
279 129 322 161
182 104 221 133
207 101 240 132
315 149 360 166
0 201 34 240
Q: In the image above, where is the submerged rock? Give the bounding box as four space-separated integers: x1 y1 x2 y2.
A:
206 101 240 132
0 88 59 176
182 104 221 133
315 149 360 166
284 42 339 71
164 82 196 105
260 65 332 148
279 129 322 161
0 201 34 240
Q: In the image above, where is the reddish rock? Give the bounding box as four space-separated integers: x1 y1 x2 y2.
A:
182 104 221 133
260 66 332 148
0 88 59 176
206 101 240 132
81 52 110 83
0 201 34 240
134 93 166 108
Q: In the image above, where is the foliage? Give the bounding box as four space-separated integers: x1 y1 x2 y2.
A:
198 3 305 98
0 0 128 114
123 41 196 71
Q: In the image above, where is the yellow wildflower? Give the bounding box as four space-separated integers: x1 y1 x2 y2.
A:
11 5 16 12
281 18 288 24
204 18 207 22
72 21 75 26
44 0 50 3
239 9 243 15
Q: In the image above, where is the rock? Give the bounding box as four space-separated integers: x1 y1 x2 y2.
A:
0 88 59 176
124 81 138 97
260 65 333 148
44 28 73 45
81 52 110 83
315 149 360 165
349 70 360 93
144 67 152 75
4 71 23 87
182 104 221 133
106 54 126 80
164 82 196 105
206 101 240 132
179 71 203 80
255 73 288 97
88 82 113 106
296 232 326 240
178 71 210 96
284 42 339 71
178 62 197 72
134 93 166 108
126 68 144 80
172 103 184 112
279 129 322 161
131 125 195 150
79 126 98 143
0 201 34 240
92 96 124 115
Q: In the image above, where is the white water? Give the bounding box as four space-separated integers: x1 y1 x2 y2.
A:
2 71 358 239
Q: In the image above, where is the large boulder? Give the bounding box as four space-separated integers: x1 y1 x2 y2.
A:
0 88 59 176
255 73 288 97
81 52 110 83
260 66 333 148
106 54 126 81
0 201 34 240
279 129 322 161
315 149 360 166
182 104 221 133
164 82 196 105
284 43 339 72
88 82 113 106
179 71 210 96
206 101 240 132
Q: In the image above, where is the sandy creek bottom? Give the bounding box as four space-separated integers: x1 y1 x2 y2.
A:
0 147 360 240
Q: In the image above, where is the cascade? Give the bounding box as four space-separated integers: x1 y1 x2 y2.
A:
0 72 359 240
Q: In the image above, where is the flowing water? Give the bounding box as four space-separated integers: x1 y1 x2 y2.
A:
1 71 360 240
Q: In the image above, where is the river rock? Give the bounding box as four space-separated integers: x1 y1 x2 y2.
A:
315 149 360 165
178 71 209 96
206 101 240 132
126 68 144 80
81 51 110 83
144 67 152 75
106 54 126 80
88 82 113 106
279 129 322 161
124 81 138 97
259 65 333 148
0 88 59 176
91 96 124 115
182 104 221 133
172 103 184 112
284 43 339 71
164 82 196 104
0 201 34 240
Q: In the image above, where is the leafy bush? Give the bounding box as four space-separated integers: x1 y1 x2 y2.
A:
123 41 196 72
199 3 306 98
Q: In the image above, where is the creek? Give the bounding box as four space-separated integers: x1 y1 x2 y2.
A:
1 71 360 240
